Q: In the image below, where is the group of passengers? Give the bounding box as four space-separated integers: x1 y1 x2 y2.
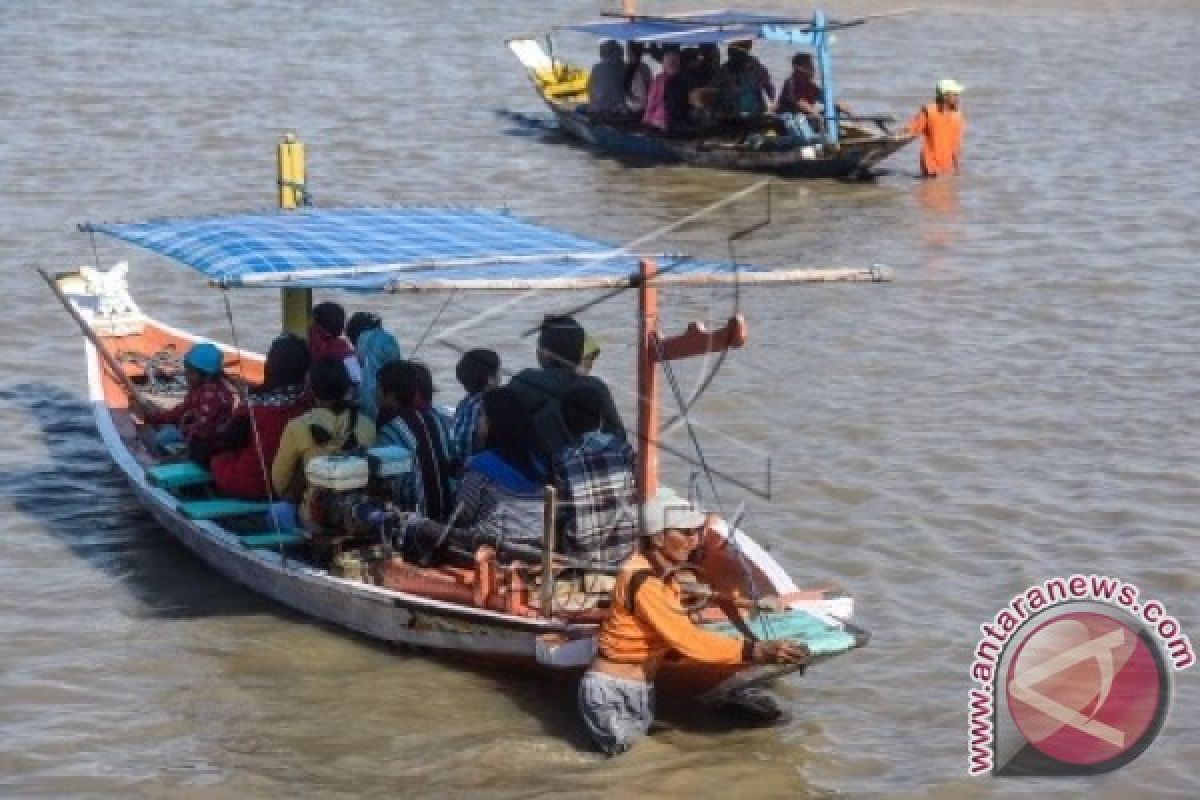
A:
585 39 844 141
137 305 639 570
136 303 813 760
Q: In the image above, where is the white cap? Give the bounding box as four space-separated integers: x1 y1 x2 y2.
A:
639 489 707 536
936 78 965 96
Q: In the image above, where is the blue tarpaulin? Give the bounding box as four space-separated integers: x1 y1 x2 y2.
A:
565 9 815 44
81 207 751 292
565 21 763 45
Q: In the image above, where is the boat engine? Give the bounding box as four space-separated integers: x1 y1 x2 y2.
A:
305 448 415 538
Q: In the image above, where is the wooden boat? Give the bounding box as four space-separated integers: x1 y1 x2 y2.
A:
508 9 915 178
41 140 881 708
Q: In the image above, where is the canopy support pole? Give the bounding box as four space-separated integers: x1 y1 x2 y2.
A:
636 257 750 503
277 132 311 336
814 10 840 146
636 258 659 502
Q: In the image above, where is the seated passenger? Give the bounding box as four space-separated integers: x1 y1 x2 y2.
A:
641 50 681 131
346 311 404 421
662 48 705 133
402 387 549 565
209 333 311 500
695 43 720 87
271 357 377 527
508 315 626 456
376 360 455 521
586 39 627 116
718 40 774 116
622 42 653 114
308 302 362 386
137 341 236 465
553 383 638 568
451 348 500 465
775 52 850 141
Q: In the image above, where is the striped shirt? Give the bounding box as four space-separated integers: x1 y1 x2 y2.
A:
377 408 454 519
449 391 485 465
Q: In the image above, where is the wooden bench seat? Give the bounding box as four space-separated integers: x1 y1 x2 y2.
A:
241 531 305 549
178 499 271 520
146 461 212 490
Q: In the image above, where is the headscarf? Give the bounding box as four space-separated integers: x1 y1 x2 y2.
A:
357 327 405 420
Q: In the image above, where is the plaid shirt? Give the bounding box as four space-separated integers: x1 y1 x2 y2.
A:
552 431 638 567
450 391 485 464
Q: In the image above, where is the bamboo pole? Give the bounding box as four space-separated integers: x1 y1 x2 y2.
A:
277 132 311 335
227 262 889 288
376 266 893 293
38 268 143 403
227 250 650 285
541 485 558 618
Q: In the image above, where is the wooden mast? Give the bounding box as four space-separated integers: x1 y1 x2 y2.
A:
277 133 311 335
635 257 749 502
636 258 659 501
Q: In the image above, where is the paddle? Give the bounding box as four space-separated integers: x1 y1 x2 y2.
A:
37 267 145 406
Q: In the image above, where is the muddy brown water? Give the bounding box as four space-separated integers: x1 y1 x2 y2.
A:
1 0 1197 797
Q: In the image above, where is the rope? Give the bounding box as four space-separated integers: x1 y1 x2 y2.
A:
651 299 775 640
220 290 289 562
410 290 457 357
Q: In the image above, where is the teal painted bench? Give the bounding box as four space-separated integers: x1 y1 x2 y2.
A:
178 499 272 520
146 461 212 491
241 531 305 549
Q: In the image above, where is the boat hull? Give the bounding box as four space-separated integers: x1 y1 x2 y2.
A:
64 269 860 701
553 105 911 178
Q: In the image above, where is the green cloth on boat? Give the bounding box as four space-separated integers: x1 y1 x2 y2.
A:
145 461 212 490
705 609 858 657
179 499 271 520
241 531 304 549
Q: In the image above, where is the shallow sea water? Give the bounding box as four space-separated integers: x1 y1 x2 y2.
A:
0 1 1197 797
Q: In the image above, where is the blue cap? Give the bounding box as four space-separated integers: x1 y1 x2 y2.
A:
184 342 223 375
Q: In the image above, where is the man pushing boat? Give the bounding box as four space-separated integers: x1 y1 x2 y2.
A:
904 79 966 178
579 490 811 756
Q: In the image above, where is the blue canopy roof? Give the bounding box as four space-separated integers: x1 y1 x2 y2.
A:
81 207 758 292
566 9 818 44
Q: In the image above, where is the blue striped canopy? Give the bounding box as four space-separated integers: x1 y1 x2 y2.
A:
81 207 744 292
566 10 816 44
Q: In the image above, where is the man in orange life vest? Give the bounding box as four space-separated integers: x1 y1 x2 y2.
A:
577 489 810 755
905 79 965 177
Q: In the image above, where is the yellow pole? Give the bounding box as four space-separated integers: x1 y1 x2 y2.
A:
277 132 311 335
